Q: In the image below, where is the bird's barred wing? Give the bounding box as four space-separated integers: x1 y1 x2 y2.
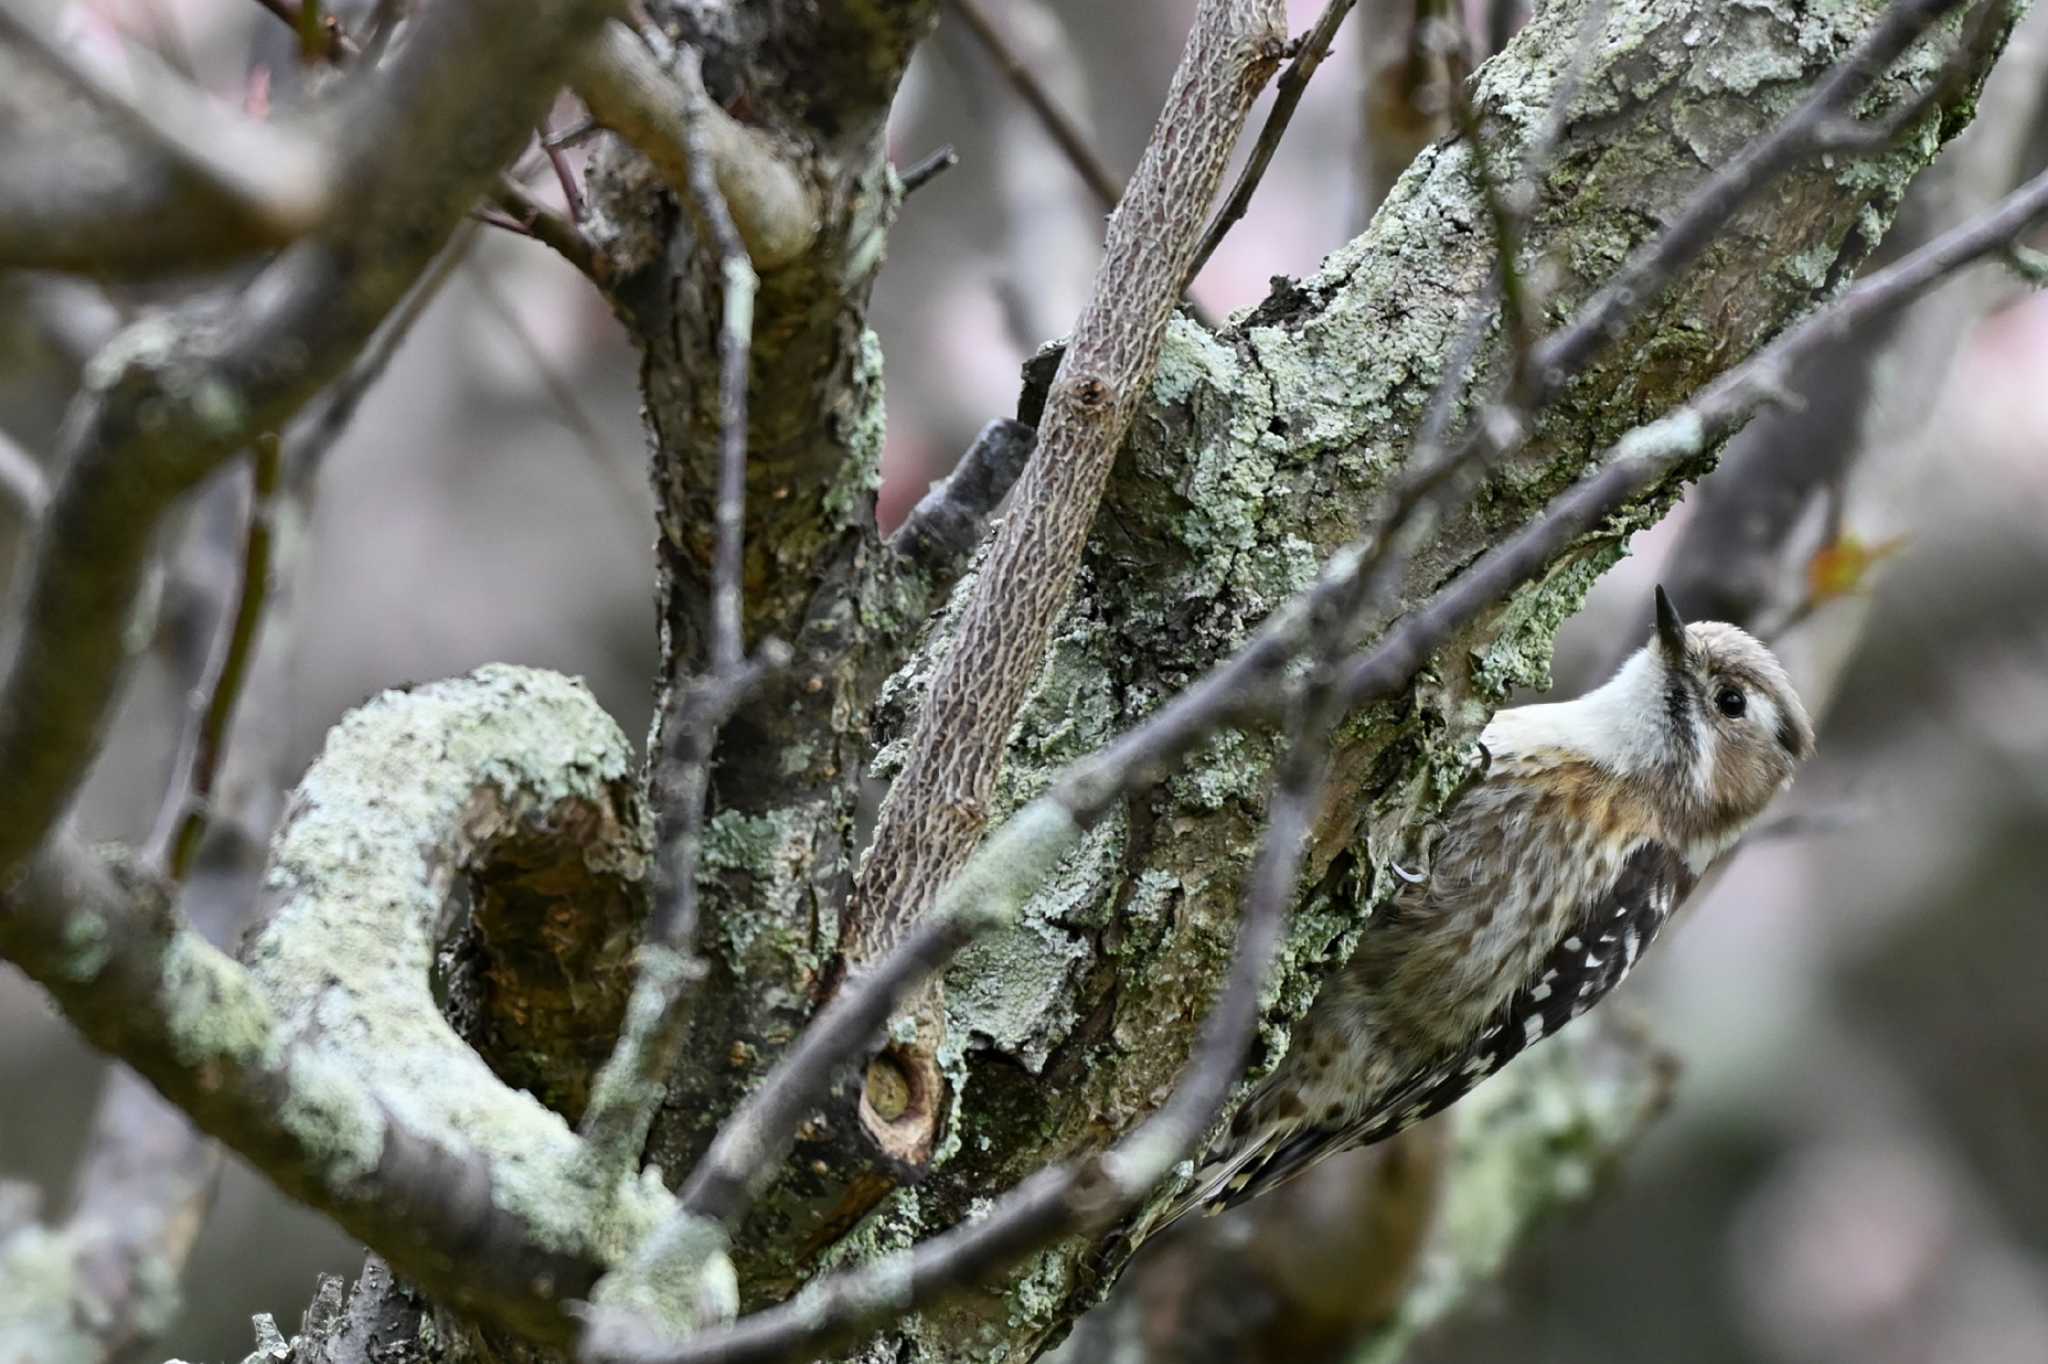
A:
1346 838 1698 1149
1201 839 1697 1213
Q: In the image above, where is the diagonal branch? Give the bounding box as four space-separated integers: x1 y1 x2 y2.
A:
1185 0 1361 287
949 0 1125 213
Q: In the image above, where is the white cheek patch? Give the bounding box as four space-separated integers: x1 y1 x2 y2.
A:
1692 724 1717 798
1747 691 1779 739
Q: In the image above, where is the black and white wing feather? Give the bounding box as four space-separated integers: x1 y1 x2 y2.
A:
1197 839 1697 1215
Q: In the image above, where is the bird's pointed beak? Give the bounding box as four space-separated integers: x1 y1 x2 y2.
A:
1654 585 1688 662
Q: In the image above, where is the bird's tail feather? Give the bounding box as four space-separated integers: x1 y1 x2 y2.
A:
1130 1120 1298 1244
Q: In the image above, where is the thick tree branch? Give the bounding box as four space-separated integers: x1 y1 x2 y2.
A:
576 21 817 269
841 0 1287 1170
0 0 624 888
3 669 664 1345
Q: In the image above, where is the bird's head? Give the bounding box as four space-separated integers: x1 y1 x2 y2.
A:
1631 585 1813 835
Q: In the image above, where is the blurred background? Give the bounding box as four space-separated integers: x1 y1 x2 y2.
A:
2 2 2045 1361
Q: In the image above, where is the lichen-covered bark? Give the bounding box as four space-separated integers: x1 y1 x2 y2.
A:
588 1 2010 1358
3 668 673 1347
576 3 945 1219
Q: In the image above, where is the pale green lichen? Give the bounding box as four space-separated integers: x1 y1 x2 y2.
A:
586 1209 738 1343
275 1047 386 1189
236 666 673 1266
1149 317 1238 409
0 1226 102 1364
1470 545 1626 700
158 931 276 1073
824 329 889 524
705 806 826 1001
55 907 109 983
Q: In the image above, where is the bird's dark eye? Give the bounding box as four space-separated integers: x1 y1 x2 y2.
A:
1715 686 1746 718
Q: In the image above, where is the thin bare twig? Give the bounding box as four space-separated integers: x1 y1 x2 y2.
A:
899 144 961 196
491 178 601 280
0 0 614 884
578 46 785 1172
950 0 1125 213
547 117 602 151
1186 0 1360 287
37 219 485 1364
250 0 598 287
541 122 589 222
151 438 283 883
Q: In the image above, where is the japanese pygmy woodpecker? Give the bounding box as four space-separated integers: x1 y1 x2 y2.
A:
1163 586 1814 1222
